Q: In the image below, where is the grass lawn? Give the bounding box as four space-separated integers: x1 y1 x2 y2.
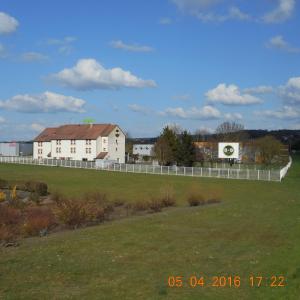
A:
0 156 299 299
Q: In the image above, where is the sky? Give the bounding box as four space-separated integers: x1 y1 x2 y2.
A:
0 0 300 140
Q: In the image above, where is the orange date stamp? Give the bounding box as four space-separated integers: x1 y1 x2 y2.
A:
167 275 286 288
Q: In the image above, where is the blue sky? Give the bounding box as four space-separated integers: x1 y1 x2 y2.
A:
0 0 300 140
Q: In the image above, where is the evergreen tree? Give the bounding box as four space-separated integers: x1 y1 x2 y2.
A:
154 127 178 165
177 130 196 166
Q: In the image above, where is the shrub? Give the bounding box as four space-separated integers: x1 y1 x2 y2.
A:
0 205 22 226
187 194 205 206
28 192 40 205
83 191 107 205
0 191 6 203
132 201 149 212
55 198 87 228
159 185 176 207
0 179 8 189
23 207 55 237
149 198 163 213
85 204 105 223
113 198 125 207
25 181 48 196
51 191 64 204
0 225 19 244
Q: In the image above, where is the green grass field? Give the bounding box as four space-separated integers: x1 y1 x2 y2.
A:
0 157 300 299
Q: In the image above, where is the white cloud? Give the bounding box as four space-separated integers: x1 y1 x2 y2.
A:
171 1 251 22
30 123 45 132
0 91 85 113
171 0 221 12
0 12 19 34
160 105 221 120
266 35 300 53
46 36 77 45
263 0 295 23
244 85 274 94
159 17 173 25
50 58 157 90
0 116 5 123
21 52 49 62
206 83 262 105
128 104 150 115
224 112 243 120
256 106 300 119
279 77 300 104
46 36 77 55
110 40 154 52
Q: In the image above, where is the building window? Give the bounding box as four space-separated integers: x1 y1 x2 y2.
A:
38 149 43 154
116 139 118 144
56 147 61 153
38 142 43 147
86 139 91 145
116 147 118 151
56 140 61 145
71 139 76 145
103 139 106 143
70 147 76 154
103 147 107 152
86 148 91 154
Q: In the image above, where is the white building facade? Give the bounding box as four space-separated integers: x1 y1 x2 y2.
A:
33 124 125 163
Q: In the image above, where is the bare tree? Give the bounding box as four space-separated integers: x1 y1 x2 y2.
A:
215 121 247 142
194 129 211 142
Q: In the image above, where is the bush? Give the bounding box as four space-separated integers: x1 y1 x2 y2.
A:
23 207 55 237
0 205 22 226
0 225 19 244
29 192 40 205
51 191 64 204
0 191 6 203
55 198 87 228
113 198 125 207
132 201 149 212
25 181 48 196
83 191 107 205
187 194 205 206
160 185 176 207
149 198 163 213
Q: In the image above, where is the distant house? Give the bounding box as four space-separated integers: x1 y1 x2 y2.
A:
0 141 33 157
33 124 125 163
132 144 155 162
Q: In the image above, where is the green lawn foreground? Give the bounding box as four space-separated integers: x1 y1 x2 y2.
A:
0 157 300 299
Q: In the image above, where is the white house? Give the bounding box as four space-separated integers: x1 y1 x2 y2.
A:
133 144 154 157
33 124 125 163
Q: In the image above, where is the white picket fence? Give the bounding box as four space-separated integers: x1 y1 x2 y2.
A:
0 156 291 182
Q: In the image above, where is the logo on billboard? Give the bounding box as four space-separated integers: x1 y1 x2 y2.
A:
223 145 235 156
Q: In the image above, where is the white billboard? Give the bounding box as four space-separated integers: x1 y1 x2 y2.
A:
218 143 239 159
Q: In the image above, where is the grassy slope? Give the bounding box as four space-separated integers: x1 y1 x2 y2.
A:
0 158 299 299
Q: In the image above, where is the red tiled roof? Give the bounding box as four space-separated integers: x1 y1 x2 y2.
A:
96 152 108 159
34 124 117 141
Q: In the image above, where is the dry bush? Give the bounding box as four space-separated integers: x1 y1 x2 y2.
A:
83 191 107 205
55 198 87 228
113 198 125 207
132 200 149 212
0 225 19 244
0 191 6 203
187 194 205 206
25 181 48 196
160 185 176 207
28 192 41 205
148 198 163 213
0 205 22 226
23 207 55 237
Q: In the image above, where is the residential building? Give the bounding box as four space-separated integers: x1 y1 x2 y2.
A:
33 124 125 163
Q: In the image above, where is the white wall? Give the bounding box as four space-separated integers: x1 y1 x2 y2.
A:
106 126 125 163
33 141 51 159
